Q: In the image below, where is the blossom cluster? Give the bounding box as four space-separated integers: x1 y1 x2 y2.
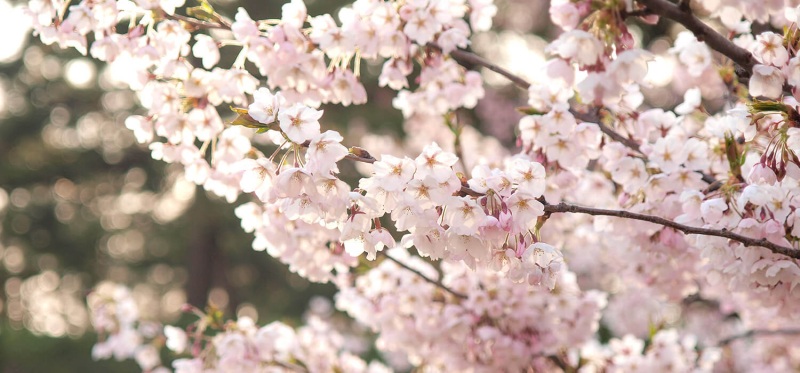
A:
87 282 167 372
580 330 720 372
335 248 605 371
87 283 389 372
234 89 562 286
166 315 389 373
23 0 800 371
25 0 558 285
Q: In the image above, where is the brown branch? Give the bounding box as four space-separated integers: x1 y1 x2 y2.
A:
578 107 644 154
338 135 795 261
597 121 642 153
677 0 691 13
637 0 756 76
448 48 721 185
343 139 795 261
448 48 648 155
544 202 800 260
718 328 800 346
448 48 532 89
547 355 569 371
448 47 644 154
228 28 779 260
624 9 655 18
382 253 468 299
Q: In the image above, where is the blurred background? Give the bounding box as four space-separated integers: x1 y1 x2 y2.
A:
0 0 699 371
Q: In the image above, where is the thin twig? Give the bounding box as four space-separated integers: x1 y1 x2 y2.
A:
718 328 800 346
625 9 655 17
448 48 532 89
340 135 797 260
637 0 756 76
571 108 633 149
447 48 721 186
543 202 800 260
215 17 788 260
547 355 569 371
382 253 468 299
590 110 643 154
337 133 797 261
449 113 471 176
448 48 644 153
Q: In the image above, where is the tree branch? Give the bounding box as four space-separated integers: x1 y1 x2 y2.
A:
577 107 644 154
598 121 642 153
447 48 720 185
637 0 756 76
232 24 775 259
382 253 468 299
343 142 796 261
334 120 795 262
449 48 531 89
543 202 800 260
448 48 648 155
718 328 800 346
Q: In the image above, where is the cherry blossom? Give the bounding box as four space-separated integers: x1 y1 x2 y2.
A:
750 64 785 98
25 0 800 371
277 103 323 143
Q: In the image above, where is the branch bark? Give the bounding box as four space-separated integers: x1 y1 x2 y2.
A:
637 0 757 76
340 143 797 261
447 48 719 185
382 253 468 299
718 328 800 346
448 48 648 156
172 13 791 261
544 202 799 260
449 48 531 89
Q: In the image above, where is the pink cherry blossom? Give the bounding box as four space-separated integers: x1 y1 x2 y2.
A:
750 64 785 98
277 104 323 143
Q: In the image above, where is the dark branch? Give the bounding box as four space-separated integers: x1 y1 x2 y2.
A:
447 48 648 155
544 202 800 260
382 253 468 299
718 328 800 346
448 48 532 89
598 121 642 152
637 0 756 76
447 48 721 185
677 0 692 13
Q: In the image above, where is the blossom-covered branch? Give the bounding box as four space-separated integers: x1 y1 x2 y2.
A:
449 48 646 155
381 253 467 299
449 47 531 89
718 328 800 346
544 202 800 260
637 0 756 76
23 0 800 371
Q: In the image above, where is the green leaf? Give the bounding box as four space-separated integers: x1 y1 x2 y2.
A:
230 113 262 128
198 0 215 14
516 106 546 116
230 106 249 115
724 133 743 181
748 99 791 115
187 6 214 21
